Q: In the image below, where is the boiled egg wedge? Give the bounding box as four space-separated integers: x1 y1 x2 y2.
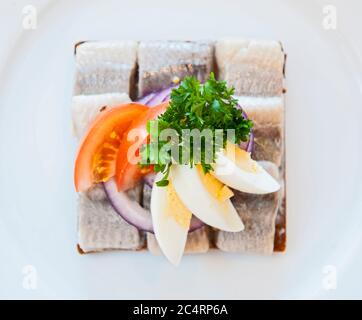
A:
150 174 192 266
212 142 280 194
170 165 244 232
150 143 279 265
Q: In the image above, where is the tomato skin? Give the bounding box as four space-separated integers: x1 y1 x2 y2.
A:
74 103 148 192
116 102 169 191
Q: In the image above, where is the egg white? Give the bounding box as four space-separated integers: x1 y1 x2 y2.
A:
170 165 244 232
213 149 280 194
150 174 189 266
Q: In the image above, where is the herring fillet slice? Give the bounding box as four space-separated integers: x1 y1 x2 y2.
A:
215 161 281 254
76 147 145 252
137 40 213 97
78 184 145 252
252 124 284 166
74 41 138 96
236 96 284 126
215 39 285 96
71 93 131 139
236 96 284 166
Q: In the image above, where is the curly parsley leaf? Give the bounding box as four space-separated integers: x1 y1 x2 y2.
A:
139 73 253 186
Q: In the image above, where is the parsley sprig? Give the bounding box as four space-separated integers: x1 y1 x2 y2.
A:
140 73 253 186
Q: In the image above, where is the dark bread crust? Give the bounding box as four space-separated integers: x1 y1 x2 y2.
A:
274 48 287 252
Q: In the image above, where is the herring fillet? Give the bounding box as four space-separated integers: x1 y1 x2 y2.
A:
236 96 284 127
74 41 138 96
137 40 213 97
78 183 144 253
78 185 145 252
253 124 284 166
215 39 285 96
215 161 281 254
237 96 284 166
72 93 131 139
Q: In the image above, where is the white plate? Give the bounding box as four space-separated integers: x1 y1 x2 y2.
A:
0 0 361 299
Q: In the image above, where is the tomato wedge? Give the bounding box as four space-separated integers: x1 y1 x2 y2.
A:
74 103 148 192
115 102 169 191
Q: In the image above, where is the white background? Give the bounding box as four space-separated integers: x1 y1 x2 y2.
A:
0 0 361 299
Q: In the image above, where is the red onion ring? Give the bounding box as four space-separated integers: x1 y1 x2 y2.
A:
240 107 254 153
137 87 173 107
147 87 172 106
143 172 156 187
137 92 156 105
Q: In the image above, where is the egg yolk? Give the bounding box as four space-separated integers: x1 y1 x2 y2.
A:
196 165 234 202
166 181 192 229
225 142 260 173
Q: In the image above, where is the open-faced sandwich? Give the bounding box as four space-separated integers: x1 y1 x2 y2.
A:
72 39 286 265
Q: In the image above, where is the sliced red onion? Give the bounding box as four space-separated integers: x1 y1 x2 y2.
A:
104 178 154 232
137 92 156 105
143 172 156 187
189 216 204 232
146 87 172 106
246 130 254 153
162 93 171 102
137 87 173 107
103 178 204 233
240 107 254 153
